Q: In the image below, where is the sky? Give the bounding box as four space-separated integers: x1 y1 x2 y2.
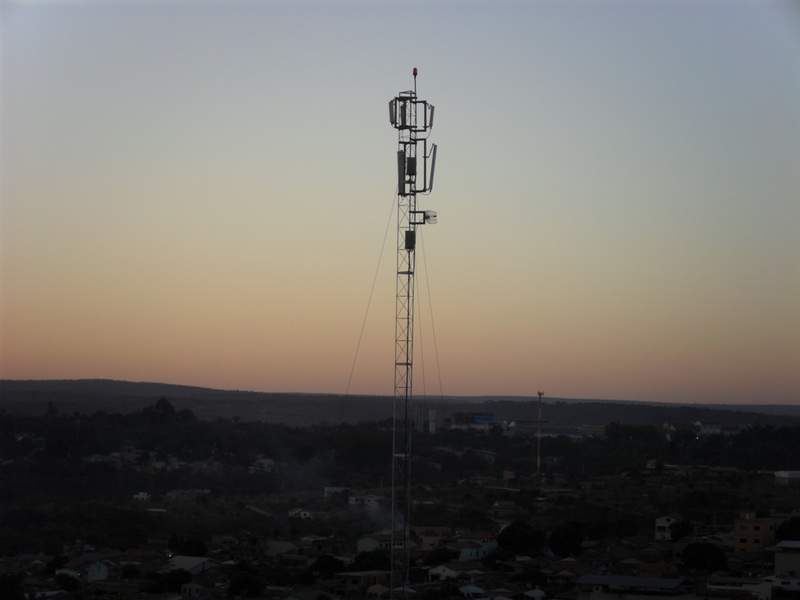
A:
1 0 799 404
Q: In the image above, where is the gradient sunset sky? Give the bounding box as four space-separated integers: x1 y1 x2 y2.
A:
1 0 798 404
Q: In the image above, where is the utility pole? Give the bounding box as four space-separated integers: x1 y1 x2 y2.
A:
388 68 438 598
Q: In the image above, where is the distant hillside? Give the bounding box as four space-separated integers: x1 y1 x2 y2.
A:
1 379 798 429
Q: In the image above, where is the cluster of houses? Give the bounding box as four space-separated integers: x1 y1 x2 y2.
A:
6 499 800 600
6 426 800 600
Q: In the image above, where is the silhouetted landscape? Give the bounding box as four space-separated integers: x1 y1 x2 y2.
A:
2 379 799 427
2 382 800 599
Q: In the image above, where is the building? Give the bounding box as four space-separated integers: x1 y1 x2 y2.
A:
165 556 211 575
288 507 312 520
491 500 519 520
335 570 390 597
775 471 800 486
775 541 800 576
248 456 275 473
694 422 722 436
459 584 487 599
324 486 351 498
705 577 771 600
181 582 212 600
654 516 678 541
357 532 392 554
263 540 297 558
735 512 779 553
414 406 437 434
428 561 484 582
349 494 384 508
165 489 210 502
764 575 800 593
576 575 696 600
449 412 496 432
447 540 497 562
86 560 111 582
413 525 451 551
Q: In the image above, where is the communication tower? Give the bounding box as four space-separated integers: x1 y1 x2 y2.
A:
536 391 544 477
388 68 438 596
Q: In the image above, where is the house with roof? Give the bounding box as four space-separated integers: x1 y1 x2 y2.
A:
264 540 299 558
63 553 119 582
705 576 771 600
459 583 488 599
181 582 212 600
490 500 520 520
775 471 800 486
349 494 385 509
576 575 696 600
775 540 800 576
288 507 312 520
735 511 780 553
248 455 275 473
324 485 351 498
357 531 393 554
413 525 451 551
335 570 390 597
164 555 212 575
654 515 679 541
447 540 497 562
428 561 485 582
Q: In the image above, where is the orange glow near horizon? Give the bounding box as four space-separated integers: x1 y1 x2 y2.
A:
1 2 799 405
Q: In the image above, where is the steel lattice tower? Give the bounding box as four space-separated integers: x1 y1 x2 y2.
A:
388 68 438 597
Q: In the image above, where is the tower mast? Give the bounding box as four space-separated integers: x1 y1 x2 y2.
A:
388 68 438 597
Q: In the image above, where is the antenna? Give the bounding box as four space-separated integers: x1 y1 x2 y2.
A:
428 144 437 192
388 68 438 599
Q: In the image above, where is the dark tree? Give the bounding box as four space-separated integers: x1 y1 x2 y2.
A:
309 555 345 578
549 521 585 558
169 534 208 556
682 543 727 571
160 569 193 593
351 549 390 571
229 570 265 597
55 572 81 592
121 564 141 579
154 397 176 417
669 520 692 542
777 517 800 542
497 521 546 555
0 573 25 600
423 547 459 566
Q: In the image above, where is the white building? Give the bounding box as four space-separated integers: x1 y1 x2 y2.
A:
349 494 384 508
459 584 487 599
775 471 800 486
654 516 678 541
288 507 312 520
324 486 350 498
357 532 392 554
248 456 275 474
428 564 459 581
87 561 111 582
